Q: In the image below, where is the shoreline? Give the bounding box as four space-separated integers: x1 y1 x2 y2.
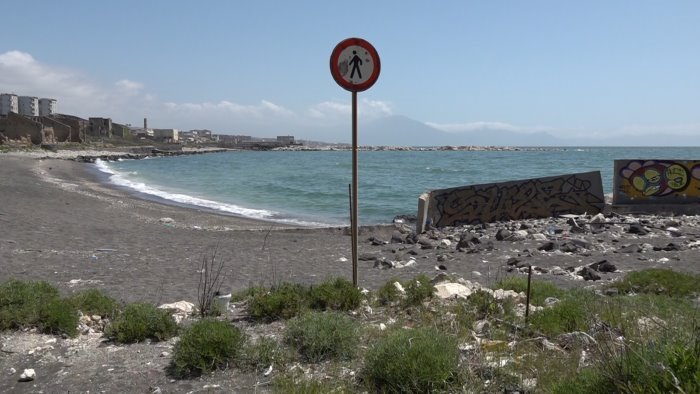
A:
2 151 700 307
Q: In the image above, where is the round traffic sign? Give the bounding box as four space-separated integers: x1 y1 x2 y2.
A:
330 38 380 92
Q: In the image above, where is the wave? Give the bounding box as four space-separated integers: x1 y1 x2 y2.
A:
93 159 332 227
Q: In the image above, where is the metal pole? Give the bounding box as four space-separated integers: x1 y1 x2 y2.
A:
525 264 532 322
351 91 359 287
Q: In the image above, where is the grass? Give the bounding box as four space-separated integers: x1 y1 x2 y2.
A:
309 277 362 311
284 311 360 363
606 268 700 297
68 288 120 318
375 275 434 307
105 302 178 343
493 275 566 306
170 319 244 378
362 327 459 393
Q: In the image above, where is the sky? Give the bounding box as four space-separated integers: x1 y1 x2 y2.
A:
1 1 699 145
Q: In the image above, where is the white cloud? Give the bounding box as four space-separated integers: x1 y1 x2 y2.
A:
308 99 393 120
115 79 144 96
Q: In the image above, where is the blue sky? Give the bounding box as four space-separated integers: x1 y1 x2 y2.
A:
2 1 699 144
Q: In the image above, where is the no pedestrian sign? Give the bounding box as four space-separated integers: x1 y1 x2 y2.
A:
330 38 380 92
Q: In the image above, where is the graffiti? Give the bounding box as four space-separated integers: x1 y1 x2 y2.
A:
428 171 604 226
614 160 700 204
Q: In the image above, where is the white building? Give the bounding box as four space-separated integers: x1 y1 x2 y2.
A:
18 96 39 116
0 93 18 116
39 98 57 116
153 128 179 142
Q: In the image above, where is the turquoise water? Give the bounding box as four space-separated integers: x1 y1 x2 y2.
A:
97 147 700 226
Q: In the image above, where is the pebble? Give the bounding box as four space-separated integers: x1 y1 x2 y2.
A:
19 368 35 382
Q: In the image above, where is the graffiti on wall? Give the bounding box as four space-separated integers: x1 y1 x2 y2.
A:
428 171 604 226
614 160 700 204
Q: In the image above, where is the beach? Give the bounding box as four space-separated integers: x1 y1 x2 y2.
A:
2 151 700 392
3 151 700 304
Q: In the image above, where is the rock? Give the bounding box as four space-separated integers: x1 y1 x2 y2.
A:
506 257 521 266
393 282 405 294
473 319 490 335
492 289 523 302
436 254 447 262
456 235 479 250
159 217 175 224
654 243 682 252
550 266 568 276
579 267 601 281
434 282 473 299
373 258 394 269
390 231 406 244
368 236 387 246
359 253 380 261
495 229 511 241
160 351 169 357
589 213 607 233
559 241 579 253
544 297 560 306
538 241 556 252
627 223 649 235
417 237 438 249
589 259 617 273
556 331 597 349
531 233 548 241
439 239 452 247
19 368 35 382
158 301 195 323
509 230 529 241
435 264 447 271
604 287 619 296
665 227 682 237
637 316 667 333
619 244 642 253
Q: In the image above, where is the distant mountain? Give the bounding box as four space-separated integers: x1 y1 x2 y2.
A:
355 115 565 147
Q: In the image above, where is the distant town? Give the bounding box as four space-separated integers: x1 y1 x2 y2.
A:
0 92 301 150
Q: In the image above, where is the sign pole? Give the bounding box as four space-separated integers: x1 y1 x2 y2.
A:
351 91 359 286
329 37 380 288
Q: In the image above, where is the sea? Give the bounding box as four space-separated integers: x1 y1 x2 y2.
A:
94 147 700 227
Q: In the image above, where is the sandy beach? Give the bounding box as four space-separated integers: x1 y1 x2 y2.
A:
3 152 700 305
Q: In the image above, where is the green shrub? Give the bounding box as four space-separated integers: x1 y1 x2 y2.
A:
105 302 178 343
240 336 290 371
68 289 120 318
284 311 360 363
170 319 244 378
494 276 565 306
38 298 79 337
529 294 589 336
468 289 501 320
606 268 700 298
376 277 403 306
309 278 361 311
403 275 434 307
363 327 459 393
0 279 61 330
248 282 310 322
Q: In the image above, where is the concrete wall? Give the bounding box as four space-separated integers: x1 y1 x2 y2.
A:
0 112 54 144
52 114 87 142
614 160 700 205
38 116 71 142
419 171 604 230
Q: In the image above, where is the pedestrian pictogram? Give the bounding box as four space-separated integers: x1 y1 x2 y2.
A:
330 38 380 92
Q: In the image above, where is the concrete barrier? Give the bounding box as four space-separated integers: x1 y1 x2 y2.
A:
417 171 604 231
613 160 700 214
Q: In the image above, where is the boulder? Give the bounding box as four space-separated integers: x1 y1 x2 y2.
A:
589 259 617 273
434 282 473 299
579 267 601 281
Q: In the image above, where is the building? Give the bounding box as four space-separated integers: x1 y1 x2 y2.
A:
0 112 55 144
88 117 113 137
38 98 57 116
18 96 39 116
153 128 179 143
0 93 18 116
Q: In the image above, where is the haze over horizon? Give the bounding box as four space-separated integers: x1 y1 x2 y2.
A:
1 1 699 146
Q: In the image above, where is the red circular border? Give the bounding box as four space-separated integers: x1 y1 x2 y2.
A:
330 38 381 92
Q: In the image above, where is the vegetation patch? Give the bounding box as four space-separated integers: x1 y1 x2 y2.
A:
170 319 244 378
363 327 459 393
376 275 433 307
309 277 361 311
68 289 120 318
105 302 178 343
239 336 290 372
247 282 310 322
606 268 700 297
529 292 590 336
284 311 360 363
493 276 565 306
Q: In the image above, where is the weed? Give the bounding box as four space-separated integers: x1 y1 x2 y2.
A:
196 244 227 317
0 279 61 330
529 292 590 336
38 298 79 337
105 302 178 343
272 373 355 393
170 319 244 378
376 277 402 306
68 289 120 318
402 274 434 307
284 311 360 363
494 276 565 306
309 277 361 311
606 268 700 298
240 336 290 372
362 327 459 393
248 282 310 322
